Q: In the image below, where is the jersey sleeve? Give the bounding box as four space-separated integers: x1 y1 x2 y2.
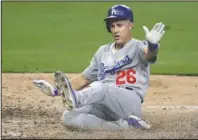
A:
82 54 98 82
138 41 157 64
82 45 105 82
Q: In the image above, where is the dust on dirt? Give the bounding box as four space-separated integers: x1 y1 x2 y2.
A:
2 73 198 139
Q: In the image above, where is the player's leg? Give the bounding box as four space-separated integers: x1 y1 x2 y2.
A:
74 84 150 129
55 71 150 129
54 71 141 117
77 82 142 118
61 104 129 130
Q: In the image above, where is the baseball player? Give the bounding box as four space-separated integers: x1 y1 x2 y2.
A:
33 4 165 130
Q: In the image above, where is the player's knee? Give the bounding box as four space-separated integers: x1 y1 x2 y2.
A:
61 110 71 125
62 110 83 129
89 81 103 93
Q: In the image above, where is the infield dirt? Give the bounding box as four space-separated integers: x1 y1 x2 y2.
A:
2 73 198 139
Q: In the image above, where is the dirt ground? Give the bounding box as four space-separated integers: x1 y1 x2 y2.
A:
2 73 198 139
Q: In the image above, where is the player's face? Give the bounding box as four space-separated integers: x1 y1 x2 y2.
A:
110 20 133 45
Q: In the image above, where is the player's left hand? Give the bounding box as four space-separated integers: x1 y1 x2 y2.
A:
33 79 57 96
143 22 165 44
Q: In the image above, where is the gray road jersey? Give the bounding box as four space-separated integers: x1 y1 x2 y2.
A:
83 38 156 99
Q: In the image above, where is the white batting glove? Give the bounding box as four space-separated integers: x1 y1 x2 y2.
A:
33 80 59 96
143 22 165 44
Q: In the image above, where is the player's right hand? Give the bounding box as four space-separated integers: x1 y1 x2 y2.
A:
33 80 58 96
143 22 165 44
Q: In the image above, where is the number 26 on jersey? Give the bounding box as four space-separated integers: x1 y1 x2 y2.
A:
116 69 136 85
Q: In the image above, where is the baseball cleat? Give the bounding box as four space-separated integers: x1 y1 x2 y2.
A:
126 115 151 129
54 71 77 110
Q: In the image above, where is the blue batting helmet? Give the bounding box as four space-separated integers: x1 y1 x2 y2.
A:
104 4 134 33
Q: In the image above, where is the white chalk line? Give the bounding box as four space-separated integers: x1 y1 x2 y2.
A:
142 105 198 110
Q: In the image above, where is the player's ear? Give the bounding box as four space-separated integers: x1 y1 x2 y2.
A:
129 21 134 31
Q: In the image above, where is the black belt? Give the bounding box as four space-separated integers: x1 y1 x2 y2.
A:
125 87 134 91
119 86 143 104
118 86 133 91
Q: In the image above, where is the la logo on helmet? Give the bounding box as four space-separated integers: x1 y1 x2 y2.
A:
111 8 117 15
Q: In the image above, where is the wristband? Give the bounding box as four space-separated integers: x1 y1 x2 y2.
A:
148 42 159 52
54 88 59 96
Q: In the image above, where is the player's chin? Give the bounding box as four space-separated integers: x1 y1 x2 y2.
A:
115 39 124 45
